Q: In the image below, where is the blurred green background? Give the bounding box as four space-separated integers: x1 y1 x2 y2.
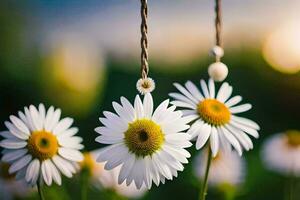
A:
1 0 300 200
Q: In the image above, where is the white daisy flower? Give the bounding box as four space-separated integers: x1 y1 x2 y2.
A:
0 162 31 200
95 93 192 189
169 79 260 157
80 151 147 198
0 104 84 186
194 149 246 186
262 130 300 176
136 77 155 95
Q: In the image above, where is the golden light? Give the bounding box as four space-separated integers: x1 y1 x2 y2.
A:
43 38 106 116
263 21 300 74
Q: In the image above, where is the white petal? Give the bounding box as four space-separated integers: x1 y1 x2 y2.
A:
58 148 83 162
120 97 136 121
18 110 33 131
226 125 252 151
103 147 130 170
46 108 61 132
39 104 46 123
152 99 169 122
9 154 32 173
225 95 242 107
24 107 36 132
58 136 84 149
230 120 259 138
132 159 145 189
134 95 144 119
0 139 27 149
216 82 232 102
185 81 204 101
2 149 28 162
53 117 74 135
52 155 74 178
58 127 79 138
163 145 190 164
171 100 195 109
118 154 135 184
210 127 219 157
196 124 212 150
231 115 260 130
0 131 16 139
220 127 242 156
200 80 210 98
230 104 252 114
102 111 128 131
95 135 123 144
169 93 196 107
44 106 54 131
25 159 40 183
48 160 62 185
41 160 53 186
173 83 198 103
29 105 43 130
5 121 28 140
186 120 203 139
113 100 134 122
208 79 215 98
143 93 153 119
9 115 30 135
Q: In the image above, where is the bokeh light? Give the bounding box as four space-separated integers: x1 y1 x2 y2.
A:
263 21 300 74
43 37 106 116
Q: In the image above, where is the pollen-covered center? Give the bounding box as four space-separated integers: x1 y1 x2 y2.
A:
124 119 164 157
197 99 231 126
285 130 300 147
142 81 151 89
27 131 59 161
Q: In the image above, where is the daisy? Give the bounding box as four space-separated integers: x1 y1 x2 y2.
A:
261 130 300 176
80 150 147 198
95 93 192 189
194 149 246 186
169 79 260 157
0 104 84 186
0 162 31 200
136 77 155 95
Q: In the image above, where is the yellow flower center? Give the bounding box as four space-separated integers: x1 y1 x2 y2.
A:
197 99 231 126
27 131 59 161
124 119 164 157
285 130 300 147
80 153 96 174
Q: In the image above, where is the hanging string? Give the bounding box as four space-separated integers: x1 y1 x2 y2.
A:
214 0 222 62
140 0 149 79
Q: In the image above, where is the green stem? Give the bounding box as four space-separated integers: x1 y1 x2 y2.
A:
199 148 213 200
284 174 295 200
37 180 45 200
81 170 89 200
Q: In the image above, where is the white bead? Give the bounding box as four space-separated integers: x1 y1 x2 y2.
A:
208 62 228 82
210 46 224 58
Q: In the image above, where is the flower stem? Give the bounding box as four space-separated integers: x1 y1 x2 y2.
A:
37 180 45 200
81 169 89 200
199 148 213 200
285 174 296 200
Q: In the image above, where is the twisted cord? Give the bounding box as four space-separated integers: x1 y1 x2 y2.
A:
140 0 149 79
215 0 222 61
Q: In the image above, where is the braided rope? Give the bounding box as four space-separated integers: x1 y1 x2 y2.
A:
140 0 149 79
215 0 222 61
